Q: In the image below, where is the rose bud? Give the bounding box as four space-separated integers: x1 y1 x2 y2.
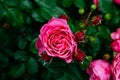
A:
111 53 120 80
41 53 51 61
93 0 99 7
58 14 68 21
110 40 120 53
113 0 120 5
91 15 101 25
87 60 111 80
74 48 85 62
36 17 77 63
75 31 85 42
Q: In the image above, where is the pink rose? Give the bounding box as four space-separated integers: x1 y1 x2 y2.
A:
111 53 120 80
36 17 77 63
110 28 120 53
113 0 120 5
111 40 120 53
87 60 111 80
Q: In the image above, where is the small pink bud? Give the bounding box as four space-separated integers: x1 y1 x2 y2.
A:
75 31 85 42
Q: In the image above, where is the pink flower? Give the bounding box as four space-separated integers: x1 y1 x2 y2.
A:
111 53 120 80
111 40 120 53
111 28 120 40
110 28 120 53
113 0 120 5
36 17 77 63
87 60 111 80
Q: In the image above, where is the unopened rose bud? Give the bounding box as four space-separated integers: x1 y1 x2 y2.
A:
79 22 85 29
74 48 85 62
91 4 97 11
41 53 51 61
89 36 96 42
75 31 85 42
91 15 101 25
58 14 68 21
104 13 111 20
78 8 85 15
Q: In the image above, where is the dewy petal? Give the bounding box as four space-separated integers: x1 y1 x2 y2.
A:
35 38 45 55
111 32 120 40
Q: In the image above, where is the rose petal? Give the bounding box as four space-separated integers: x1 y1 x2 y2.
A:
111 32 120 40
35 38 45 55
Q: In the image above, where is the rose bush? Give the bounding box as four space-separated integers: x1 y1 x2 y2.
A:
36 17 77 63
0 0 120 80
87 60 111 80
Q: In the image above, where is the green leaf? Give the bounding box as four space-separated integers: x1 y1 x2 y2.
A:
14 50 28 61
85 26 97 36
35 0 64 19
31 9 46 22
0 5 5 19
41 0 57 7
89 37 100 57
3 0 19 7
27 58 38 75
5 8 24 27
73 0 85 8
79 58 91 71
68 22 76 32
19 0 33 10
18 38 27 49
40 7 52 20
0 53 9 68
99 0 119 14
62 0 72 7
97 26 111 39
67 64 83 80
44 59 67 73
112 16 120 25
29 38 38 54
8 63 25 78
